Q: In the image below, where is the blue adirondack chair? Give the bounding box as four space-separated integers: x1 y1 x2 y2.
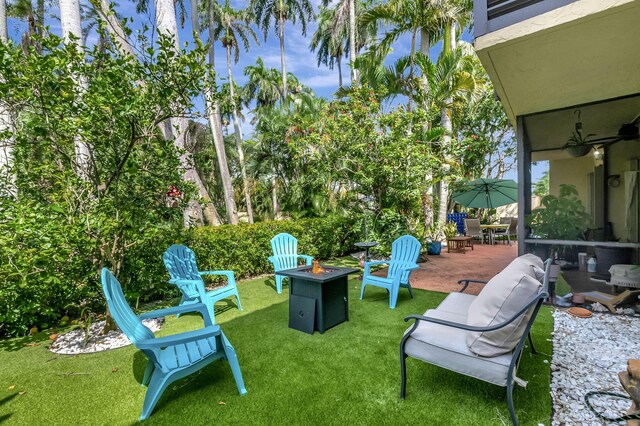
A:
100 268 246 420
359 235 422 309
268 233 313 293
163 244 241 323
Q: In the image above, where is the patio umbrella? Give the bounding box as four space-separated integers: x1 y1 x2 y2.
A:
452 178 518 209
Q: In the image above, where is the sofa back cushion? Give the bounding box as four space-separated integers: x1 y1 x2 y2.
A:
466 255 544 357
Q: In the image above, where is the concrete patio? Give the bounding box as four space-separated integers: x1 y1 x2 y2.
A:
411 243 518 295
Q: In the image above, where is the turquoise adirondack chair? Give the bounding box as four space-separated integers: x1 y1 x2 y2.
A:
100 268 246 420
163 244 241 323
360 235 422 309
268 233 313 293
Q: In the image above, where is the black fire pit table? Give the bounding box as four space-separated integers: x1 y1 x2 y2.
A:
277 265 359 334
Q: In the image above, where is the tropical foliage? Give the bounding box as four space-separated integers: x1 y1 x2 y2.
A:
0 0 518 336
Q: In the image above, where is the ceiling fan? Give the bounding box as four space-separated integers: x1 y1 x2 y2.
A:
575 111 640 146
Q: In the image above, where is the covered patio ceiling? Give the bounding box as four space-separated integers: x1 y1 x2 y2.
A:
526 95 640 161
474 0 640 156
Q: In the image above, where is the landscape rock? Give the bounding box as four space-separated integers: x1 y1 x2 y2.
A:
551 310 640 425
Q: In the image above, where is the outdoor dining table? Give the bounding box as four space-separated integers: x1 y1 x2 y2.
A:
481 224 509 245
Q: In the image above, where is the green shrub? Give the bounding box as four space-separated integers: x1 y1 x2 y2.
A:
0 215 358 337
189 215 359 280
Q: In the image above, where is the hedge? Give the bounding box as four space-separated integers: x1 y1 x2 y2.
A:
188 215 360 280
0 215 359 337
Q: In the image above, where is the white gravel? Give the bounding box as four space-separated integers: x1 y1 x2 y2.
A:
551 310 640 425
49 318 163 355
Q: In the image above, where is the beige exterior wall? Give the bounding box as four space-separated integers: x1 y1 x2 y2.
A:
548 144 640 243
607 140 639 242
549 155 594 207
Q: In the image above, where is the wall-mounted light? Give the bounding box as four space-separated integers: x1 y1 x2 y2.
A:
593 148 603 160
593 147 604 167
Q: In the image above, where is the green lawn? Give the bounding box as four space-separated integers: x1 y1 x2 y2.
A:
0 269 553 425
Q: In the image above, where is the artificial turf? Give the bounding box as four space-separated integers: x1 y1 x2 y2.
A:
0 267 553 425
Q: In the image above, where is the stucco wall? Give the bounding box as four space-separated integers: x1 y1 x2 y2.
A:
549 155 594 209
549 143 640 243
607 140 639 242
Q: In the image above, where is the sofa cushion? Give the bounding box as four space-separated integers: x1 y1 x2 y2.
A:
404 309 513 386
436 292 476 314
508 253 545 282
466 270 542 357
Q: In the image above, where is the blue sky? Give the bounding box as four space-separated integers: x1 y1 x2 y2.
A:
6 0 545 183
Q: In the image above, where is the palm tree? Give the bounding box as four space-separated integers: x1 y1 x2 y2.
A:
211 0 258 223
251 0 314 99
310 6 345 87
154 0 236 226
243 57 282 110
435 0 473 226
312 1 375 87
243 57 308 111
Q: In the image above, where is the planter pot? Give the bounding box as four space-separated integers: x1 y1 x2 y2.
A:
427 242 442 255
566 145 591 157
594 246 633 277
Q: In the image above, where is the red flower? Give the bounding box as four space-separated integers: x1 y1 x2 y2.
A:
167 185 182 197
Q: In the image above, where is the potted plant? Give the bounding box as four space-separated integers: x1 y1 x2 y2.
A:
563 129 595 157
425 225 443 255
526 184 592 262
443 221 459 240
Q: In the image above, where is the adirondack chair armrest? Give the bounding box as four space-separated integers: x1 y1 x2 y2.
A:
138 303 211 320
137 325 222 349
401 264 420 272
457 278 489 293
363 260 388 276
403 291 547 334
168 278 201 286
200 270 236 284
298 255 313 264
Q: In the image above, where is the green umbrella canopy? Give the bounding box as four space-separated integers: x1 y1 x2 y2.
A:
452 178 518 209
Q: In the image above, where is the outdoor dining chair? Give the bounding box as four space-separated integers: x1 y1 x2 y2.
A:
464 218 488 244
163 244 242 323
360 235 421 309
268 233 313 293
101 268 246 420
495 218 518 245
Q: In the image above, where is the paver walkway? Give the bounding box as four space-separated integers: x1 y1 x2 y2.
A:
411 243 518 295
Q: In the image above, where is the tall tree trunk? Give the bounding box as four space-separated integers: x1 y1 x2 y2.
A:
437 22 456 226
155 0 223 226
226 45 254 223
60 0 93 181
92 0 136 57
171 0 222 226
272 175 280 219
407 28 416 113
1 0 7 41
419 27 434 228
205 0 238 225
0 0 15 197
348 0 357 84
337 55 343 88
278 10 287 99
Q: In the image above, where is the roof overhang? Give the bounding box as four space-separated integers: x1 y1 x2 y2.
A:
474 0 640 141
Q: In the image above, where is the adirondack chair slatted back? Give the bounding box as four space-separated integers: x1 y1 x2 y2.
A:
163 245 203 299
164 245 201 280
101 268 155 346
271 233 300 270
387 235 421 283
